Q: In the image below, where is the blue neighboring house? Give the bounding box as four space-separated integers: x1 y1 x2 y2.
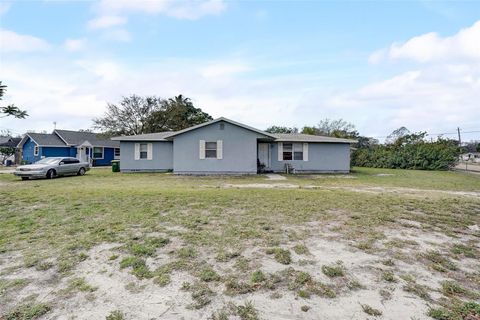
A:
17 130 120 166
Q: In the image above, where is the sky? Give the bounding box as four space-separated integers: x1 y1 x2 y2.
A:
1 0 479 141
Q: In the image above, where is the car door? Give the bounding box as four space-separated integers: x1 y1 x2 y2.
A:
68 158 81 174
57 158 71 176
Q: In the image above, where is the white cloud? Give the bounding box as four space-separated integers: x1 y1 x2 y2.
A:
64 38 87 52
326 64 480 136
0 2 11 16
95 0 226 20
0 29 50 53
2 20 479 141
370 20 480 63
101 29 131 42
87 15 127 30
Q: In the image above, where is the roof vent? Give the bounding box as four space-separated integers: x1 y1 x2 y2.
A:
219 123 225 130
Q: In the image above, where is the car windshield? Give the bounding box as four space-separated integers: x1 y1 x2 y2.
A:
35 158 61 164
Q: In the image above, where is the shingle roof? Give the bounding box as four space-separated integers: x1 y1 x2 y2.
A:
272 133 357 143
0 137 21 147
55 130 119 147
27 133 67 146
109 119 357 144
111 132 175 141
165 117 277 139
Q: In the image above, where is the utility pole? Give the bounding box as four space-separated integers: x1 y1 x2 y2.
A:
457 127 461 146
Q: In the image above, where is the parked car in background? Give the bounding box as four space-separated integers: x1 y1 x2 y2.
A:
13 157 90 180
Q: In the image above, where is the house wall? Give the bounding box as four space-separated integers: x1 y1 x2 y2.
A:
269 142 351 173
93 147 116 166
173 121 267 174
22 138 40 164
69 147 77 158
21 139 74 164
120 141 173 172
42 147 71 158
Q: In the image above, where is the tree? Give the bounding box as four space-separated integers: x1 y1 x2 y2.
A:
93 95 163 135
315 118 358 138
0 81 28 119
0 146 15 164
300 118 358 139
93 94 212 136
385 126 410 144
265 126 298 134
146 95 213 132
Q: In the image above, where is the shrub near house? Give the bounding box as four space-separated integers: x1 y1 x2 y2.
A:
352 133 459 170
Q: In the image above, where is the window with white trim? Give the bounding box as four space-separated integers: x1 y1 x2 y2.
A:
205 142 217 158
281 143 304 161
34 146 39 156
282 143 293 160
114 148 120 157
139 143 148 159
293 143 303 160
93 147 104 159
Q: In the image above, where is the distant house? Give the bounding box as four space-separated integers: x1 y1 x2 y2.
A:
112 117 356 174
0 136 22 165
17 130 120 166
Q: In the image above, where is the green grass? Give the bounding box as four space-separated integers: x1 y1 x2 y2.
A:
428 301 480 320
361 304 382 316
321 263 345 278
266 248 292 265
5 302 51 320
0 169 479 315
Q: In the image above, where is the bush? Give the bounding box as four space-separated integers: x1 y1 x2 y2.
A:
352 134 459 170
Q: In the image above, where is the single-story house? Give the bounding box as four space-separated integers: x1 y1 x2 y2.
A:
17 129 120 165
0 136 22 165
112 117 356 174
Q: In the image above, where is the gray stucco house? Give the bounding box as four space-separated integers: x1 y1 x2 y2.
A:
112 117 356 174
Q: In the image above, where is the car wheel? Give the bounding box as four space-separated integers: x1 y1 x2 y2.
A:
21 177 29 181
46 169 56 179
78 167 86 176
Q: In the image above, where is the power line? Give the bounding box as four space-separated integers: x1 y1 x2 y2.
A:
368 129 480 139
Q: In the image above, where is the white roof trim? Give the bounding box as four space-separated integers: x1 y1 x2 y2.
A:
17 134 39 148
78 140 93 147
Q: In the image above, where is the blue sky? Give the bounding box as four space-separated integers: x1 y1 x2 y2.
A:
1 0 479 141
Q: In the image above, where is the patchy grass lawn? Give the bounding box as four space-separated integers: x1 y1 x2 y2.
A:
0 168 479 319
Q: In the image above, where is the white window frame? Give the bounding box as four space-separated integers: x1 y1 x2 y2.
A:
114 147 120 159
205 141 217 159
135 143 152 160
93 146 104 159
278 142 308 161
282 143 293 160
34 145 39 156
293 143 303 160
200 140 223 160
139 143 148 160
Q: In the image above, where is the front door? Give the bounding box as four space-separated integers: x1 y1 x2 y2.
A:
258 143 271 170
77 147 88 162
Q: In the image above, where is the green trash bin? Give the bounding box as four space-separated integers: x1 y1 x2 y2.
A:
111 160 120 172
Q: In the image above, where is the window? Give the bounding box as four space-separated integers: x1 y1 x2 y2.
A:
279 142 307 161
205 142 217 158
293 143 303 160
139 143 148 159
33 146 39 156
93 147 104 159
61 158 80 164
114 148 120 158
282 143 293 160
